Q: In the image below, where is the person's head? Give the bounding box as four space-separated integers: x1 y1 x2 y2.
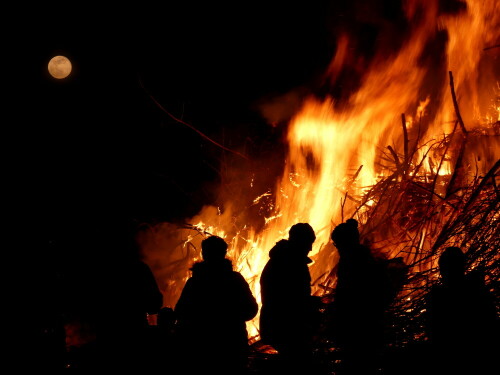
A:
201 235 228 262
438 246 465 284
330 218 360 249
288 223 316 253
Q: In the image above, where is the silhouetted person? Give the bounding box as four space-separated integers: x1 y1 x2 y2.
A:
259 222 321 373
425 246 499 375
100 219 163 371
328 218 391 375
174 235 258 375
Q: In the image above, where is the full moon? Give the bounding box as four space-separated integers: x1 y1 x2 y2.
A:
48 55 72 79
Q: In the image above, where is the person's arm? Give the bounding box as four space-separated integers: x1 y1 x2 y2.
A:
235 273 259 321
174 278 195 318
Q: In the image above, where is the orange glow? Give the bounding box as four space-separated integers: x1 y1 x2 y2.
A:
141 0 500 342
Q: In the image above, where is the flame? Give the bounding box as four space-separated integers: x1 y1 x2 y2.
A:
141 0 500 342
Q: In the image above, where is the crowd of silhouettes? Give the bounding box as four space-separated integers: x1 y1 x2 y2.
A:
38 216 498 374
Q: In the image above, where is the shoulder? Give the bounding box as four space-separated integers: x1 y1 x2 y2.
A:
231 271 250 285
269 239 289 256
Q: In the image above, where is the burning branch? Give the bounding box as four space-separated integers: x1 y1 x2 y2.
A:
448 71 468 136
401 113 409 177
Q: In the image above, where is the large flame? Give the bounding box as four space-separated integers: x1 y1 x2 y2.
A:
141 0 499 341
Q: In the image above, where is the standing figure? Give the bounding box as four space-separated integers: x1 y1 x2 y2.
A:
329 218 391 375
101 219 164 371
259 222 321 372
174 235 258 375
425 246 498 375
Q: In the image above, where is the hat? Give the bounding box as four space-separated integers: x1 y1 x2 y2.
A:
289 223 316 244
331 218 360 246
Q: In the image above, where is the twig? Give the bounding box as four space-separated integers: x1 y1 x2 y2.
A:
462 159 500 212
448 71 468 136
446 120 467 197
483 44 500 51
401 113 409 177
387 145 401 171
139 78 249 160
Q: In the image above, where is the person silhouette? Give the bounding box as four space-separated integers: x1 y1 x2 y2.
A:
328 218 391 375
259 222 322 373
425 246 498 375
100 218 164 371
174 235 258 375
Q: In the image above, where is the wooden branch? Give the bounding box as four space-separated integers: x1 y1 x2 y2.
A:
483 44 500 51
139 78 249 160
387 145 401 170
448 71 468 136
401 113 409 176
462 159 500 212
446 126 468 197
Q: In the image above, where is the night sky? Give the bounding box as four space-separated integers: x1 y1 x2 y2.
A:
14 2 339 235
13 1 414 236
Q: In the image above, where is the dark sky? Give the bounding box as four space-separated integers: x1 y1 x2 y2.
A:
11 1 426 238
12 2 339 239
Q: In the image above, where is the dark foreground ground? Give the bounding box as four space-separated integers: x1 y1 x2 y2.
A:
37 325 434 374
33 316 496 374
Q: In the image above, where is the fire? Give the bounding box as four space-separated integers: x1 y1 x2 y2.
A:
141 0 499 342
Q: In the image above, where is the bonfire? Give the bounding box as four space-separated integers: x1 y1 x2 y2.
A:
138 0 499 363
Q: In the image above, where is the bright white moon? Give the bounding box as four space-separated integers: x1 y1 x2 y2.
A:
48 55 72 79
